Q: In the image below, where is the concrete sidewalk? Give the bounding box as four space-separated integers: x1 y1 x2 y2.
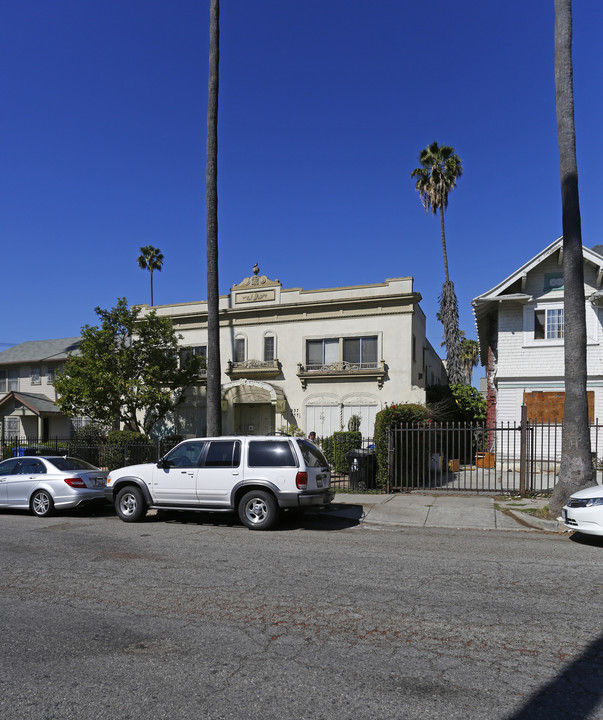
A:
329 492 563 533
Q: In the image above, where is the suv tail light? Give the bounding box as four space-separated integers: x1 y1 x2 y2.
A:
64 478 87 488
296 472 308 490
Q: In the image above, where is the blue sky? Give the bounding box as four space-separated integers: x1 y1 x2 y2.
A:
2 0 603 382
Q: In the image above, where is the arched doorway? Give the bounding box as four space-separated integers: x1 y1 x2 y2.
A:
221 380 286 435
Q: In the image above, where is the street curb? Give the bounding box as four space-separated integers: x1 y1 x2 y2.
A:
503 509 564 533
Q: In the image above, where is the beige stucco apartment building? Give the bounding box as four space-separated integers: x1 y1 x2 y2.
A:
142 266 446 439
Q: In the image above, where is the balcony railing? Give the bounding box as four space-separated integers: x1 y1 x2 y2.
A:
226 359 282 379
297 360 386 389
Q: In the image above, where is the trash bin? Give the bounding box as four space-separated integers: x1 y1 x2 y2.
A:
346 448 377 490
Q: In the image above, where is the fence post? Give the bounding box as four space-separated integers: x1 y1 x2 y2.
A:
519 404 527 497
386 426 392 493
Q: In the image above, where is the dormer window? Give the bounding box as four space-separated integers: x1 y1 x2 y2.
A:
544 273 564 292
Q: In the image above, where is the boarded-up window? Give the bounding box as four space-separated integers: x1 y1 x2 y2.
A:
523 391 594 422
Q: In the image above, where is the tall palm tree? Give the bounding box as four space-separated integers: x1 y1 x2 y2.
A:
137 245 164 306
549 0 593 516
205 0 222 436
411 142 463 384
460 336 479 386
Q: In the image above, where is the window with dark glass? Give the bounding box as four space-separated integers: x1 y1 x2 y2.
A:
164 441 205 467
204 440 241 468
248 440 297 467
342 336 378 367
306 339 339 368
264 336 275 362
234 337 246 362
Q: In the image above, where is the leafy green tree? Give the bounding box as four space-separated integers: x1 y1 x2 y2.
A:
411 142 463 384
137 245 164 307
427 383 486 424
205 0 222 436
549 0 593 516
54 298 202 435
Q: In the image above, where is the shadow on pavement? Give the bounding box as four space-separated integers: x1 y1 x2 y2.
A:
569 532 603 548
146 504 362 532
506 631 603 719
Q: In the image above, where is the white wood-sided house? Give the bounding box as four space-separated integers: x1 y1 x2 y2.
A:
473 238 603 427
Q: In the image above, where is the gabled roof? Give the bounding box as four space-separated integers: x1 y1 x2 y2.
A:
472 238 603 364
0 337 80 365
0 391 61 416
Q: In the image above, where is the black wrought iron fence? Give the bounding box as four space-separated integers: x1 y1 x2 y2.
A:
4 419 601 494
386 420 603 493
0 437 180 471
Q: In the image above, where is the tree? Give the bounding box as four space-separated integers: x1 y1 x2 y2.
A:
137 245 164 306
205 0 222 436
549 0 593 516
54 298 202 435
411 142 464 384
460 337 479 386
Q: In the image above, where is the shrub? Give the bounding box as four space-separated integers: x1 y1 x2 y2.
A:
427 384 486 424
374 403 431 487
347 414 361 432
321 431 362 474
68 424 107 466
102 429 156 471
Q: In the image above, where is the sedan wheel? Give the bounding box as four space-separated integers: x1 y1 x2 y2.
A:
238 490 278 530
31 490 54 517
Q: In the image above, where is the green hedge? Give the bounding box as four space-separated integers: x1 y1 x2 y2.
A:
374 403 431 487
321 431 362 474
103 430 156 471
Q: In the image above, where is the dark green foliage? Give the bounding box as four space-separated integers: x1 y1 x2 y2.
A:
68 424 107 467
103 429 156 471
322 431 362 474
54 298 202 435
427 384 486 424
374 403 431 487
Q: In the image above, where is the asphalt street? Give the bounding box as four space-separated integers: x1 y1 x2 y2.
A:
1 505 602 719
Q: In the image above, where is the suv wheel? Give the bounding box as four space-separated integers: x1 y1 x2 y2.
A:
238 490 278 530
115 485 147 523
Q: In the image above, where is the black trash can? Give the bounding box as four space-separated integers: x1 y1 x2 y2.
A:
346 448 377 490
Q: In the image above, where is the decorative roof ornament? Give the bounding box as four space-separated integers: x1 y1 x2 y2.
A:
232 264 281 291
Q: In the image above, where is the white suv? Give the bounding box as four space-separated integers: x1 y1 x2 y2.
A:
105 436 334 530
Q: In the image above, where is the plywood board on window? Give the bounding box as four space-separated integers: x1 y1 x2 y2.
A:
523 390 594 423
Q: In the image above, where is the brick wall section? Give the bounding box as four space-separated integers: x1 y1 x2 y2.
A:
486 316 497 450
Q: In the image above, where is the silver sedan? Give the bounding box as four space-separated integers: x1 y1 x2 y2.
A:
0 456 107 517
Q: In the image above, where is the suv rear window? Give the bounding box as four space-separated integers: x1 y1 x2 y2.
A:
248 440 297 467
297 440 329 468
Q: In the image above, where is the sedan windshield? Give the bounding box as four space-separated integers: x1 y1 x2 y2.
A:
47 457 100 472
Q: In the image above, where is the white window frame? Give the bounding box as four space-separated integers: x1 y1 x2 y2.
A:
523 304 565 347
305 335 380 369
31 367 41 385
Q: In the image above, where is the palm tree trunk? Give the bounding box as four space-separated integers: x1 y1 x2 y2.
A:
150 270 154 306
439 206 450 284
205 0 222 436
549 0 593 515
